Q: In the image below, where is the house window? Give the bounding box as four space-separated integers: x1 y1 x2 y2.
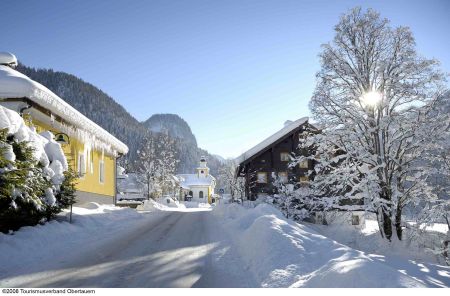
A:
201 170 204 174
299 176 309 184
90 150 94 174
299 132 308 140
99 161 105 183
352 215 360 225
77 153 86 177
299 159 309 169
199 191 204 198
278 172 288 183
257 172 268 183
280 152 290 162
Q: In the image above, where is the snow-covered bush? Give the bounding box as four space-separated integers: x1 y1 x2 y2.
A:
270 174 315 221
0 106 76 232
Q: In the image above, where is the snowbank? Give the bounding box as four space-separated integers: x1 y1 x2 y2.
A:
137 199 168 211
309 216 450 275
183 201 212 209
137 198 186 211
0 204 147 279
136 199 214 212
212 203 431 287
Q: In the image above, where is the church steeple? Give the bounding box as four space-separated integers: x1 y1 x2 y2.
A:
196 156 209 178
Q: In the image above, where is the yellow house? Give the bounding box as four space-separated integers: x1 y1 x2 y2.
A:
0 54 128 205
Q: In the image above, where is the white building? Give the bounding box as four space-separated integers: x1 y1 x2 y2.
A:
177 157 216 203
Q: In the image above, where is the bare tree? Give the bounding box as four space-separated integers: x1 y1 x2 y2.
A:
218 160 246 202
136 132 179 199
417 93 450 232
308 7 448 241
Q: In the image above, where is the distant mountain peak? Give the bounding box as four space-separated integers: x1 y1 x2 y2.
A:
143 113 197 146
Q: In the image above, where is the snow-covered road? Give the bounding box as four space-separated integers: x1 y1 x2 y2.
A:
1 210 255 287
2 202 449 288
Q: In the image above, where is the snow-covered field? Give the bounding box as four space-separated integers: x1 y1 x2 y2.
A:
1 201 449 287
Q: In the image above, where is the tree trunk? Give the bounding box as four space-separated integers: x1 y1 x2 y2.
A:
376 209 384 239
395 206 403 240
147 176 151 200
379 186 393 241
377 207 393 240
382 211 393 241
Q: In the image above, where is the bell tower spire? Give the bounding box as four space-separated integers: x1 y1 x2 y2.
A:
196 156 209 178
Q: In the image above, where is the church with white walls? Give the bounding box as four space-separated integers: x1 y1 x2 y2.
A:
177 157 216 203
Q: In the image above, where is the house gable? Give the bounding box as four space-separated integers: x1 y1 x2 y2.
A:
235 118 318 200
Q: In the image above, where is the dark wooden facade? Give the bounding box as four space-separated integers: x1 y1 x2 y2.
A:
236 121 318 200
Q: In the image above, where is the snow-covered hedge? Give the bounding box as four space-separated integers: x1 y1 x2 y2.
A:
0 105 76 233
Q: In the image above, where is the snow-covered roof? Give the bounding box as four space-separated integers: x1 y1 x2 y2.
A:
0 52 18 68
177 174 216 188
236 117 309 164
0 65 128 155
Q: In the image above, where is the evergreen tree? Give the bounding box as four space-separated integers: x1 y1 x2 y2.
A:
0 124 78 233
0 128 51 232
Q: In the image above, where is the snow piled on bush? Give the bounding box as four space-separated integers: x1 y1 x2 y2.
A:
212 203 427 287
0 105 66 185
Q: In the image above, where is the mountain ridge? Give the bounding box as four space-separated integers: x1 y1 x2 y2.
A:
16 64 224 175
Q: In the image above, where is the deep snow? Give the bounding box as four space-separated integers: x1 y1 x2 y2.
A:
212 203 450 287
1 201 449 287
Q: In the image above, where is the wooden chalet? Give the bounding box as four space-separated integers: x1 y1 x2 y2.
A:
236 117 319 200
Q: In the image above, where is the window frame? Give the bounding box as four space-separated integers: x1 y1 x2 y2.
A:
256 172 268 184
78 153 86 177
278 171 288 183
99 160 105 184
299 175 309 184
299 159 309 169
280 152 290 162
90 150 94 174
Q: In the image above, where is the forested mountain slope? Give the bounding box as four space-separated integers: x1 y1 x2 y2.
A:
16 65 224 175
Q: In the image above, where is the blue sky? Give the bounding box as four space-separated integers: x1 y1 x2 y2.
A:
1 0 449 158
